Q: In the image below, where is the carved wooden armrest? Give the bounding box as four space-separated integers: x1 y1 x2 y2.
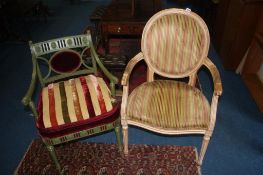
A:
22 58 37 107
90 44 118 96
121 52 144 86
204 57 223 96
203 58 222 132
22 59 38 119
121 52 144 122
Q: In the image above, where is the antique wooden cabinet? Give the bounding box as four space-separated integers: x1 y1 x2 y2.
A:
213 0 263 70
99 0 162 55
241 11 263 114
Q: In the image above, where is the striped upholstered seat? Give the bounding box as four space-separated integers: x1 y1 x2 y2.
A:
127 80 210 130
37 75 118 135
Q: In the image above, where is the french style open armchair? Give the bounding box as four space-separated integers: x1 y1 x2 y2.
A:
22 31 122 174
121 8 222 166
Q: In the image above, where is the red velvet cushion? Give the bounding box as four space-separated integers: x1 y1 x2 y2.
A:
36 75 120 138
37 99 120 138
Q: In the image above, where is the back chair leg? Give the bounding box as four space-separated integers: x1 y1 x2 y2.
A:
198 134 211 166
114 125 123 152
122 125 129 155
44 142 62 174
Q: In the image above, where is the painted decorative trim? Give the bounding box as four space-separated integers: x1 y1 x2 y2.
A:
43 118 120 145
31 35 91 57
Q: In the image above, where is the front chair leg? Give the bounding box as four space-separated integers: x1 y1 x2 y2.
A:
114 125 123 152
198 134 211 166
44 143 62 173
122 125 129 156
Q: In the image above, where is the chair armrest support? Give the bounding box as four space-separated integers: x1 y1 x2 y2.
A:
22 57 37 107
203 57 223 96
121 52 144 86
22 57 38 119
121 52 144 122
90 44 118 96
203 58 222 133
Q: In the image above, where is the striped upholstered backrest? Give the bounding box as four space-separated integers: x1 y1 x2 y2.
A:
141 8 210 78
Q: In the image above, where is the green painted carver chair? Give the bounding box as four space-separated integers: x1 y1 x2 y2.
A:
121 8 223 166
22 31 122 174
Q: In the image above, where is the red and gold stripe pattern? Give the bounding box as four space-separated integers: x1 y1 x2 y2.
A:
127 80 210 129
41 75 113 128
144 14 205 75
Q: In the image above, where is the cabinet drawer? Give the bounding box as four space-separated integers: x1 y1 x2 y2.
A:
101 23 144 35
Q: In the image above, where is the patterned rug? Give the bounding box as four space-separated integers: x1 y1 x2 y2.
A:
15 140 200 175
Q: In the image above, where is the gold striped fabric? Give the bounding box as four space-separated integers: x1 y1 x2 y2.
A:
126 80 210 129
41 75 113 128
145 14 205 75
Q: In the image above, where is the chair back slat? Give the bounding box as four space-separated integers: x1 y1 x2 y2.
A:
56 39 67 49
30 35 91 57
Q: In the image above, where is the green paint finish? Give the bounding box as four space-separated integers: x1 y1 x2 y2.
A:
43 118 121 146
67 39 73 46
35 46 41 53
82 37 88 45
45 144 62 173
22 32 120 174
51 42 57 49
27 34 117 87
114 125 123 152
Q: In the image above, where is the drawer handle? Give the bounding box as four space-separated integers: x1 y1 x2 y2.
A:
117 27 121 33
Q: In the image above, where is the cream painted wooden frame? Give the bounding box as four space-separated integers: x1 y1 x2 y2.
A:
121 8 222 166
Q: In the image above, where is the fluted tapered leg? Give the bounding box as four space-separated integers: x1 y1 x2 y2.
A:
198 135 211 166
122 125 129 155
